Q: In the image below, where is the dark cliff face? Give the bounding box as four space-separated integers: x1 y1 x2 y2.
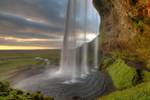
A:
94 0 137 52
94 0 150 69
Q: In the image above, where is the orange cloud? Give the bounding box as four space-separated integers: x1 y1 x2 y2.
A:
0 45 50 50
0 36 50 42
0 36 62 42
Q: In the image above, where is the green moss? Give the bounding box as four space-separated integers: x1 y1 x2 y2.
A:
98 81 150 100
106 59 137 89
141 71 150 82
0 82 54 100
101 55 115 70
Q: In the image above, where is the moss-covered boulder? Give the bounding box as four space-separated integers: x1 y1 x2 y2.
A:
106 59 137 89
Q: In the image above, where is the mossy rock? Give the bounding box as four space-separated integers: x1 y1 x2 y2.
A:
98 81 150 100
101 55 115 70
106 59 137 89
141 71 150 82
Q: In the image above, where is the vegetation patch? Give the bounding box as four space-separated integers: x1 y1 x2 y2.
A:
141 70 150 82
100 54 115 70
0 81 54 100
106 59 137 89
98 81 150 100
0 50 60 81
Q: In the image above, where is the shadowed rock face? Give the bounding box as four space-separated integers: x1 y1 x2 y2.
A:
94 0 150 69
93 0 137 53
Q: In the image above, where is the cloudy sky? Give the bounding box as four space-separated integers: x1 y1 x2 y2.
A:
0 0 100 50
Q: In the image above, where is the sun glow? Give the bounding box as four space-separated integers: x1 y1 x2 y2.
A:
0 36 50 42
0 45 50 50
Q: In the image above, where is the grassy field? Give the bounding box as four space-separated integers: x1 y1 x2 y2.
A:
99 81 150 100
0 50 60 81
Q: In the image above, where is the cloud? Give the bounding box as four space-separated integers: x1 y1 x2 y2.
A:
0 12 64 35
0 35 62 48
0 0 100 49
0 0 66 49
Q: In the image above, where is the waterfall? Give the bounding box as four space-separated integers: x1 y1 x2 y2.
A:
94 37 99 69
59 0 77 80
59 0 100 82
81 0 89 77
94 13 100 69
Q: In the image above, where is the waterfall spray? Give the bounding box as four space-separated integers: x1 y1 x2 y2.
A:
58 0 100 82
81 0 89 77
94 37 99 69
59 0 79 81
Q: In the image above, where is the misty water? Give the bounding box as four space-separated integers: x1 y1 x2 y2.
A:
59 0 100 82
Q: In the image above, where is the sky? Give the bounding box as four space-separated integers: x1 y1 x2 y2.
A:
0 0 100 50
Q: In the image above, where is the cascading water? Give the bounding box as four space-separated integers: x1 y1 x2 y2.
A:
81 0 90 77
94 15 100 69
59 0 80 81
94 37 99 69
59 0 100 81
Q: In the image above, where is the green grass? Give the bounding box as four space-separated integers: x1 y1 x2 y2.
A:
0 50 60 64
0 50 59 99
141 71 150 82
106 59 137 89
0 50 60 80
98 81 150 100
0 81 54 100
0 58 45 80
0 58 40 70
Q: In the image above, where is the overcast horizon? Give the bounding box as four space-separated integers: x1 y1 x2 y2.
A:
0 0 100 50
